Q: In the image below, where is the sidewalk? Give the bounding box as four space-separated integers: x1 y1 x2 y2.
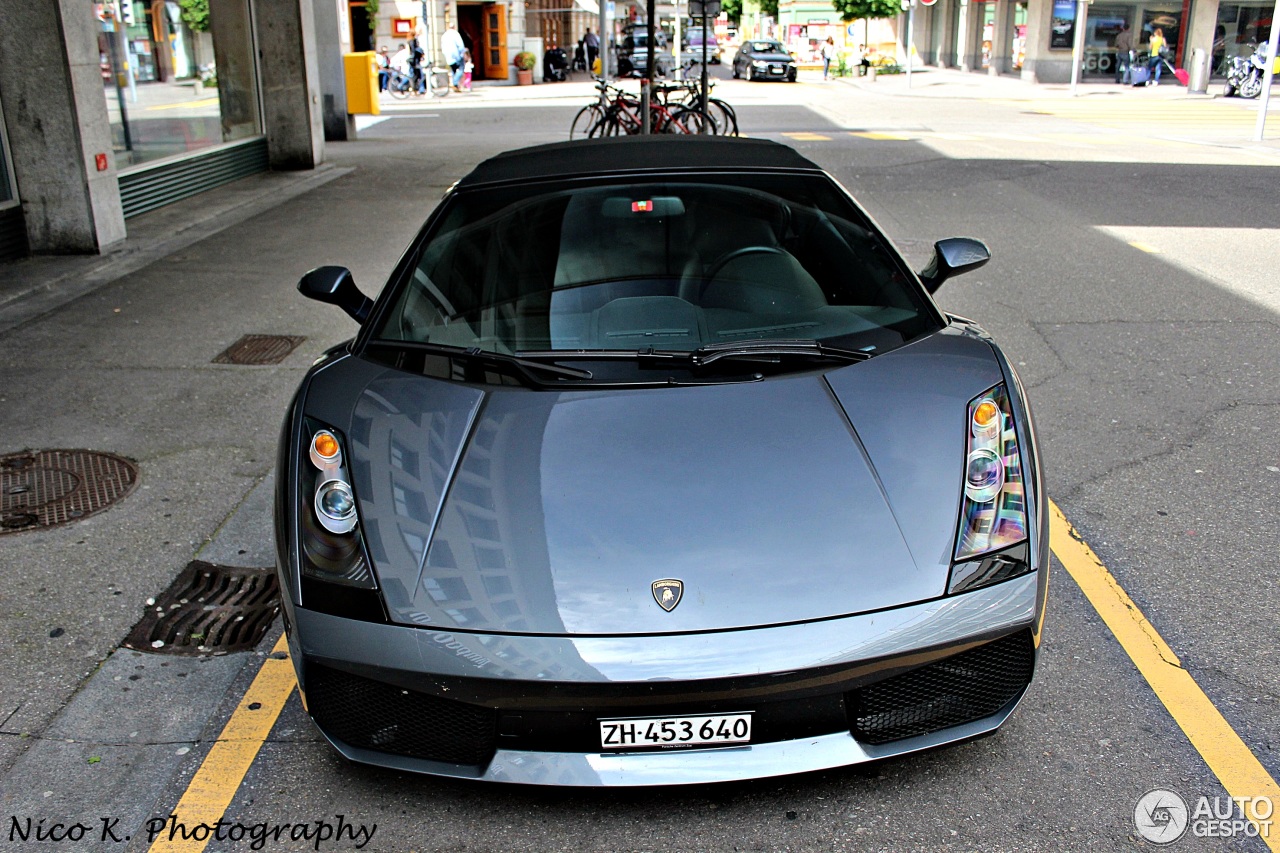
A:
833 62 1279 104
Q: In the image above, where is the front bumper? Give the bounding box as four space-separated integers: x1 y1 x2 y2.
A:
286 571 1045 786
749 63 795 79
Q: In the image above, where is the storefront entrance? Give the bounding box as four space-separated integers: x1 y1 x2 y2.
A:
457 3 509 81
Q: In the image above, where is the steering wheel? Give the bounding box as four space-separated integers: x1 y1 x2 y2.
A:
702 246 788 285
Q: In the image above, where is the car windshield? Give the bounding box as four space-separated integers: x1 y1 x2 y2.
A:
623 33 667 49
371 174 940 359
750 41 783 52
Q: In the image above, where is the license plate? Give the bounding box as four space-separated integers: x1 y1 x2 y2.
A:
770 65 783 74
599 713 752 751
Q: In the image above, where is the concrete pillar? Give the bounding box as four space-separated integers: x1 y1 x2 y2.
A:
0 0 126 253
256 0 325 170
1022 0 1071 82
956 0 971 70
1184 0 1220 71
990 0 1013 73
938 0 959 66
314 0 356 141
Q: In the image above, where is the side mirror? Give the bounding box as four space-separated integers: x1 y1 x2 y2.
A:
298 266 374 324
917 237 990 294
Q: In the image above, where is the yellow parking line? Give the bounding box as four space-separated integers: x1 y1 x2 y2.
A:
147 634 296 853
850 130 913 140
145 98 220 112
783 132 832 141
1050 500 1280 850
1128 240 1162 253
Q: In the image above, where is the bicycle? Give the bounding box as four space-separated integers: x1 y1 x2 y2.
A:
570 77 723 138
659 75 739 136
385 66 450 99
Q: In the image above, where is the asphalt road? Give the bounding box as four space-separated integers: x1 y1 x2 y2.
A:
0 67 1277 852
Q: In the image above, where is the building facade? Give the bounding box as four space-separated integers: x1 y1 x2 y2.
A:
0 0 327 259
779 0 1271 83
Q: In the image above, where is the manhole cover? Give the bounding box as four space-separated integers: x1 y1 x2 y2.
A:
213 334 306 365
124 561 281 656
0 450 138 535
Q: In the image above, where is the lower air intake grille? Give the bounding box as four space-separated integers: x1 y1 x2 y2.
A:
307 664 497 766
849 631 1034 745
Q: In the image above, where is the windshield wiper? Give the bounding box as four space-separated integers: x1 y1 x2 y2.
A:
366 341 593 383
689 339 873 367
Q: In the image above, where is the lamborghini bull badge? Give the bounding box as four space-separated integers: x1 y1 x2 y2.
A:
652 579 684 612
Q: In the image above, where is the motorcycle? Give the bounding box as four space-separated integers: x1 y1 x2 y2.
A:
1223 42 1279 99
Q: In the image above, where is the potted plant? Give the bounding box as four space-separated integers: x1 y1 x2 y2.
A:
513 51 536 85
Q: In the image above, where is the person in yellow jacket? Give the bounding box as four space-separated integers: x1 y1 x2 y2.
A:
1146 27 1167 85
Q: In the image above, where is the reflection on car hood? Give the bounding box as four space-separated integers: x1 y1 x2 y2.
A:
746 50 793 61
305 327 1004 636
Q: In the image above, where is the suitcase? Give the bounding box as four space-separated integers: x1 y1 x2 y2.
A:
1130 64 1151 85
1173 67 1189 86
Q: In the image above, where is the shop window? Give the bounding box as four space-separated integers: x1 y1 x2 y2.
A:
1215 2 1272 73
98 0 262 171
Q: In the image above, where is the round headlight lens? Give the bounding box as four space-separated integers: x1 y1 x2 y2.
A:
314 479 357 533
964 448 1004 503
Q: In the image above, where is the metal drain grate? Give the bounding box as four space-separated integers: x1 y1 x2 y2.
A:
212 334 306 365
124 561 281 655
1 450 139 535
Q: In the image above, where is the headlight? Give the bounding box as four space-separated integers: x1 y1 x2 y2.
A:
953 384 1027 563
753 60 768 68
299 419 375 589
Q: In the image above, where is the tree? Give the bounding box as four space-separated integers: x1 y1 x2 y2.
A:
830 0 900 21
178 0 209 32
726 0 778 27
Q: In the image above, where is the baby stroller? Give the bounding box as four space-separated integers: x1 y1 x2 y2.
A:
544 47 570 82
573 43 588 72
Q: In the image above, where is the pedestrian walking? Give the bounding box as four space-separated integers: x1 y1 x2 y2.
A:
408 30 426 94
583 28 600 74
1114 23 1133 83
821 37 835 80
1146 27 1167 85
442 25 467 91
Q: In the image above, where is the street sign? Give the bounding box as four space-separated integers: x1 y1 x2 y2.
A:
921 0 938 7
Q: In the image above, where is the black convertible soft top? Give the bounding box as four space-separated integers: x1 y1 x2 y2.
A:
456 136 824 189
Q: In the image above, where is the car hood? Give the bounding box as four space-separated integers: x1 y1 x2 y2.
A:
747 51 793 62
304 327 1004 636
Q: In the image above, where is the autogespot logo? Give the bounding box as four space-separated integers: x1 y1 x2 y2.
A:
1135 789 1190 845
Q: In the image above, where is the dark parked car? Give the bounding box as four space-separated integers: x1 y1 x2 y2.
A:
617 30 674 77
733 39 798 81
279 136 1048 786
684 29 721 64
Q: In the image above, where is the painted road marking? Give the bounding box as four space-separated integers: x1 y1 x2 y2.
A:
1050 500 1280 850
147 634 296 853
850 130 914 140
1128 240 1163 253
783 132 832 141
145 98 220 112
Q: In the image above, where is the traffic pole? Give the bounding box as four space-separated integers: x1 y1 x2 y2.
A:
1069 0 1087 96
1252 0 1280 141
